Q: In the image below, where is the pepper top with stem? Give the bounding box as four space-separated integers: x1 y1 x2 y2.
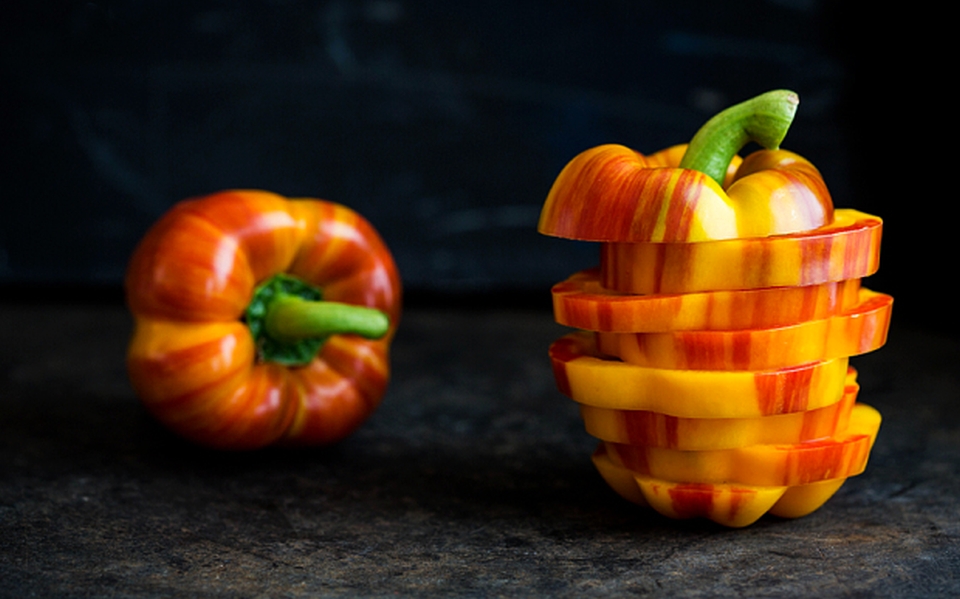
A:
246 273 390 367
537 89 833 243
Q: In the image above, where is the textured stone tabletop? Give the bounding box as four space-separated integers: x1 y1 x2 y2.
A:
1 303 958 597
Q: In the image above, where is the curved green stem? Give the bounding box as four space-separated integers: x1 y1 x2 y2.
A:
679 90 799 186
265 296 389 343
245 273 389 367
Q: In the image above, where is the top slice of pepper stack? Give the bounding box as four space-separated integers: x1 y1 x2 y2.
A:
538 90 891 527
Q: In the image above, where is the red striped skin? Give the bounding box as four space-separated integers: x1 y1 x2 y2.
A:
594 289 892 371
540 139 887 524
600 210 882 294
552 269 862 333
126 190 401 450
668 484 719 520
549 333 848 418
583 380 859 450
602 403 880 486
539 144 832 243
754 364 816 416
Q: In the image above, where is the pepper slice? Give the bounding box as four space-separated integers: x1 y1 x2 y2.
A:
601 209 882 294
126 190 401 449
538 92 834 243
581 371 858 450
591 445 848 527
595 288 891 370
603 403 881 486
550 332 848 417
553 268 861 333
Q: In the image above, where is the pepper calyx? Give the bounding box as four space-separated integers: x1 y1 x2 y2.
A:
246 273 390 367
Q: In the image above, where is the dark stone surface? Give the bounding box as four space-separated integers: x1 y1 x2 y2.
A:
1 304 958 597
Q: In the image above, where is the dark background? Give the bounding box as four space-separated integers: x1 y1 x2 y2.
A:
3 5 959 595
1 1 943 331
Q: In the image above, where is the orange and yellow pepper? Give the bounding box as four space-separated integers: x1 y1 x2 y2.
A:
593 288 891 370
591 447 854 527
550 333 850 417
601 403 881 487
551 268 863 332
125 190 401 450
579 370 860 450
538 90 891 526
538 91 833 244
600 209 883 295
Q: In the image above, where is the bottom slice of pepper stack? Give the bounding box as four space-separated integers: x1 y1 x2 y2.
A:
591 445 850 527
588 402 880 527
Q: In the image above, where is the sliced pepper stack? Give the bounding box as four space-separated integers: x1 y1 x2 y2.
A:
538 90 891 527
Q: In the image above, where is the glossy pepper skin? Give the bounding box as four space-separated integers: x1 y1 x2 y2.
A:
538 144 833 243
538 91 890 526
601 403 881 487
579 370 860 450
126 190 401 450
539 91 832 244
550 332 850 418
591 446 851 527
594 288 892 370
601 209 883 295
552 268 862 333
587 400 880 527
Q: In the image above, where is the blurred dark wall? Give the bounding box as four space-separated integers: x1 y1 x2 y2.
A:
1 1 945 330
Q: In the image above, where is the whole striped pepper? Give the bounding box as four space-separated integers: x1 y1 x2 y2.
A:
125 190 401 449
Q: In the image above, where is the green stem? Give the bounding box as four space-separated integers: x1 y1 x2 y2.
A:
265 296 390 343
245 273 389 367
679 90 799 186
